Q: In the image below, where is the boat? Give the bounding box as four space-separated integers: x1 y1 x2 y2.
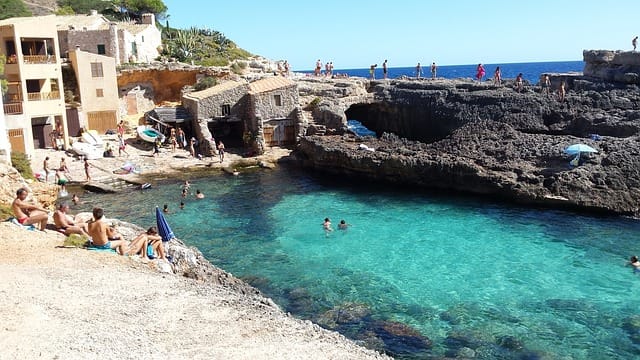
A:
137 125 166 143
71 141 103 160
81 129 104 146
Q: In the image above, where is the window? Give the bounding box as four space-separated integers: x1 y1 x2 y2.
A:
97 44 105 54
221 104 231 116
141 36 145 43
131 42 138 56
90 62 103 77
96 88 104 97
274 94 282 106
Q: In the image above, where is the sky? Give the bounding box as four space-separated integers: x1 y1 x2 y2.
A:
162 0 639 71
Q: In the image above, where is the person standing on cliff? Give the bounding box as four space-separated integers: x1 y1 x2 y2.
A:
558 80 566 102
382 60 388 79
633 36 638 51
431 62 437 79
416 62 422 79
315 59 322 76
493 67 502 85
369 64 377 80
476 64 486 82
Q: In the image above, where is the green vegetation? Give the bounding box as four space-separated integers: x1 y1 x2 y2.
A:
305 97 322 111
230 61 247 74
160 26 252 67
0 54 6 96
193 76 216 91
0 0 32 20
0 203 12 221
56 0 167 21
11 152 34 181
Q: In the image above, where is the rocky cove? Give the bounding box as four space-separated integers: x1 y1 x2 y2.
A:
293 50 640 216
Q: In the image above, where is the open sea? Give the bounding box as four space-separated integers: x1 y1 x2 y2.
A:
76 163 640 359
299 60 584 84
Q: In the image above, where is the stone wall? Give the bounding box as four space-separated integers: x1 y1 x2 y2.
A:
583 50 640 84
250 85 299 121
186 84 249 120
64 28 118 61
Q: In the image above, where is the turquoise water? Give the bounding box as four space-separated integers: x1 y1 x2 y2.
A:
78 166 640 358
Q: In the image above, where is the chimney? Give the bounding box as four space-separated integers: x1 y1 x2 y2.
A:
141 13 155 25
75 45 80 51
90 9 97 16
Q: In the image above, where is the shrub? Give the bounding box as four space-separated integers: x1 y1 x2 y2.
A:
230 62 246 74
11 151 34 180
0 203 12 221
304 97 322 111
194 76 217 91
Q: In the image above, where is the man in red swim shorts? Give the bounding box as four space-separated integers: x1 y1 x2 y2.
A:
12 187 49 231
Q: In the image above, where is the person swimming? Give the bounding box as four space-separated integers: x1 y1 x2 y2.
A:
629 255 640 273
338 220 350 230
323 217 333 232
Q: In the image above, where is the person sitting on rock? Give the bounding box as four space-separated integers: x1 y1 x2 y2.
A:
86 207 128 255
12 187 49 231
53 202 88 236
126 227 165 260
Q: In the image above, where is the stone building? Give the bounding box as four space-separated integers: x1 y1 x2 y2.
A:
181 76 300 154
56 11 161 65
247 76 299 150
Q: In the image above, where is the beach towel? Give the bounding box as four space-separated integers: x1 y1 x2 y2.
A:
5 217 36 231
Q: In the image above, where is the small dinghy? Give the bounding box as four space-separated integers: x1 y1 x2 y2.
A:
137 125 165 143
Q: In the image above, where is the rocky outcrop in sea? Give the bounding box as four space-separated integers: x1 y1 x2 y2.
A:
293 50 640 216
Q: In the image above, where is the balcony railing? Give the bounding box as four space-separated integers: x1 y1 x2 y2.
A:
3 102 23 115
23 55 57 64
27 91 60 101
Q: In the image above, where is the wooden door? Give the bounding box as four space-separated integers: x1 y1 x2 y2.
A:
7 128 25 154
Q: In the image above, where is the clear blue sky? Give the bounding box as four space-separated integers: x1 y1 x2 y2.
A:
162 0 639 71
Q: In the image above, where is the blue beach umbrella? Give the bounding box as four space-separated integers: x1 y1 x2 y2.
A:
155 206 175 242
564 143 598 156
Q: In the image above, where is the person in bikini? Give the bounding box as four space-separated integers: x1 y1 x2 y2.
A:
126 227 165 260
12 187 49 231
53 202 88 236
86 207 128 255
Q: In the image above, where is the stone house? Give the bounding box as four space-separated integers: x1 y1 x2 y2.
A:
0 15 69 158
247 76 299 149
181 76 299 154
182 80 249 153
56 11 161 65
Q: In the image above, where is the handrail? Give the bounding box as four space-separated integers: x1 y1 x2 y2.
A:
27 91 60 101
3 103 23 115
23 55 57 64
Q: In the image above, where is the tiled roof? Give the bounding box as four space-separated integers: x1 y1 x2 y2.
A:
0 15 55 26
117 23 150 35
248 76 295 94
55 14 109 31
185 80 247 100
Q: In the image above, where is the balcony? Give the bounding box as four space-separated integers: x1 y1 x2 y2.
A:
23 55 57 64
3 102 23 115
27 91 60 101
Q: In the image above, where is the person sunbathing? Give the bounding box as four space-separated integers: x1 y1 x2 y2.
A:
53 202 88 236
86 207 128 255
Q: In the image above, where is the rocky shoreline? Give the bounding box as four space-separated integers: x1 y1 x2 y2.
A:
0 154 391 359
293 58 640 216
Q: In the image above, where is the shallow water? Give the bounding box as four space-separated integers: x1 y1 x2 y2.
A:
78 166 640 358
